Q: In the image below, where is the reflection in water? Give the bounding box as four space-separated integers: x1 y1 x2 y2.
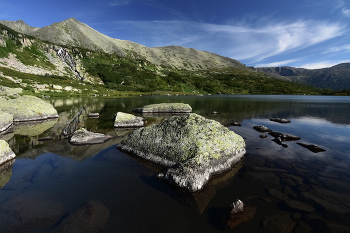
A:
0 95 349 232
0 160 14 189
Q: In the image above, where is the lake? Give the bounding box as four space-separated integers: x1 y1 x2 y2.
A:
0 95 350 232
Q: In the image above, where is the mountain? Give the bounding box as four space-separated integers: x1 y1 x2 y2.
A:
255 63 350 90
0 19 40 35
2 18 245 71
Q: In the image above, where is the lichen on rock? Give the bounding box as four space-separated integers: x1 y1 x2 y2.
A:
0 140 15 165
114 112 144 128
117 113 245 192
133 103 192 113
0 95 58 122
69 128 112 145
0 112 13 133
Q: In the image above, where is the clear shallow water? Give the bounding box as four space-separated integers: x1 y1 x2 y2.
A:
0 95 350 232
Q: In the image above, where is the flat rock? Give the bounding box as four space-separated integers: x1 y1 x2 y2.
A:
50 200 110 233
0 95 58 122
297 143 326 153
270 118 291 123
253 125 272 132
0 140 15 166
114 112 144 128
0 112 13 133
266 188 288 200
87 113 99 118
117 113 245 192
133 103 192 113
268 131 300 141
69 128 112 145
284 199 315 212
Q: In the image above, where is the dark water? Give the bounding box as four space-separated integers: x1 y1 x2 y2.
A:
0 95 350 232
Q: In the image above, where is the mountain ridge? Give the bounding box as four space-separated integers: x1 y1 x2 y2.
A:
1 18 245 71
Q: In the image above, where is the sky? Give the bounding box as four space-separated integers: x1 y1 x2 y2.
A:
1 0 350 69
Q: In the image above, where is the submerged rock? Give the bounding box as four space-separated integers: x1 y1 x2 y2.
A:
230 199 244 214
133 103 192 113
0 95 58 122
50 200 110 233
232 121 241 126
0 140 15 166
0 112 13 133
297 143 326 153
269 131 300 141
260 134 268 138
117 113 245 192
69 128 112 145
253 125 272 132
270 118 291 123
114 112 144 128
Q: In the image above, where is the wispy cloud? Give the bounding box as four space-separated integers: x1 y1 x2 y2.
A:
111 20 345 62
322 44 350 54
342 8 350 17
300 60 350 69
255 59 300 67
109 0 133 6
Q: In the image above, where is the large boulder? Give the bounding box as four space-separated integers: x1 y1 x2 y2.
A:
69 128 112 145
114 112 144 128
117 113 245 192
0 95 58 122
133 103 192 113
0 140 15 165
0 112 13 132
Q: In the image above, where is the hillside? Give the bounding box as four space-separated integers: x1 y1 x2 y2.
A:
255 64 350 90
0 19 332 96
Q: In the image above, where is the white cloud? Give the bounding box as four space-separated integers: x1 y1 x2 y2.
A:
300 60 350 69
342 8 350 17
322 44 350 54
112 20 345 62
255 59 299 67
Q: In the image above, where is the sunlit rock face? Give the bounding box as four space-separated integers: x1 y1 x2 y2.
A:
0 112 13 133
0 95 58 122
118 113 246 192
0 140 15 165
114 112 144 128
69 128 112 145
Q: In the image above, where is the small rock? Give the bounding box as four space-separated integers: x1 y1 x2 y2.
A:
297 143 326 153
230 199 244 214
226 206 256 229
69 128 112 145
212 111 219 114
270 118 291 123
269 131 300 141
260 134 268 138
259 213 295 233
253 125 272 132
0 140 15 165
232 121 241 126
114 112 144 128
87 113 99 118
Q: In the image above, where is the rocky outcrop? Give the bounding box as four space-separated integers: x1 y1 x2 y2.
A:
50 200 109 233
114 112 144 127
133 103 192 113
57 48 83 81
117 113 245 192
0 112 13 132
69 128 112 145
0 95 58 122
0 140 15 165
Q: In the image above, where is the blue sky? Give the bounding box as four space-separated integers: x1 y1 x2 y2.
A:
1 0 350 69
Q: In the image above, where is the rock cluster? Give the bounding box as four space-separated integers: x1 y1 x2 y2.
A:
117 113 245 192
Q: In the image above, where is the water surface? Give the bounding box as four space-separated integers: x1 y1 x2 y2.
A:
0 95 349 232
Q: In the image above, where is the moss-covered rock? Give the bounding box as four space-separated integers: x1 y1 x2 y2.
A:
133 103 192 113
114 112 144 128
0 140 15 165
117 113 245 192
69 128 112 145
0 112 13 132
0 95 58 122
